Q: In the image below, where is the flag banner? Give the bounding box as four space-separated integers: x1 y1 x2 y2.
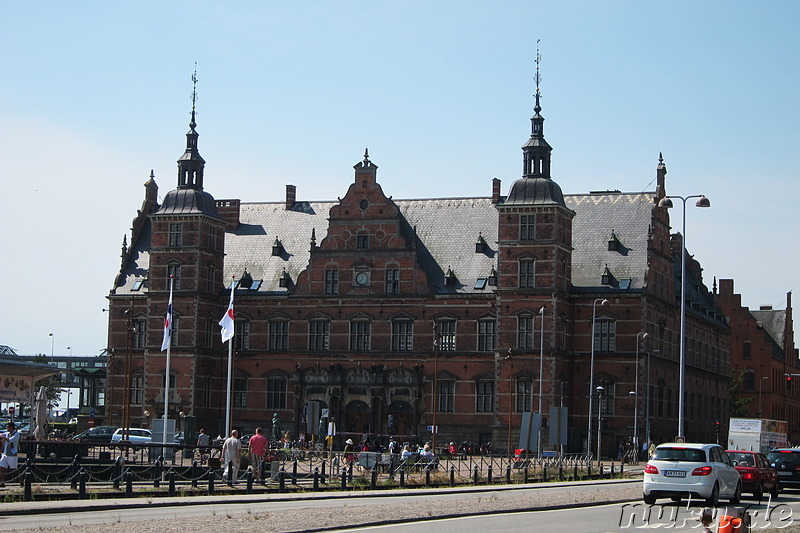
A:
219 282 235 342
161 280 173 351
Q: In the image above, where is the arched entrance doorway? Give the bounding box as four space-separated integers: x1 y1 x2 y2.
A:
387 400 413 437
345 400 370 433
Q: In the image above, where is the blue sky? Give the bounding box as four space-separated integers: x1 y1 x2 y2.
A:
1 1 797 356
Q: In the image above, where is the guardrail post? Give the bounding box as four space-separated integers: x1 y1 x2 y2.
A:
573 465 578 481
70 455 80 490
321 459 326 481
348 464 353 483
523 465 529 484
113 457 123 490
506 464 511 484
23 465 32 501
191 461 198 488
399 467 405 488
208 467 215 494
313 467 320 491
542 465 547 482
341 468 347 490
168 468 176 497
78 467 87 499
487 465 493 484
611 463 616 478
279 468 286 493
450 465 455 487
559 465 564 481
473 465 479 485
246 468 253 494
371 467 378 490
125 468 133 497
154 456 162 488
620 462 624 477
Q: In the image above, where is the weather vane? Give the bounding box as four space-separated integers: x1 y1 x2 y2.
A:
191 63 198 110
534 39 542 95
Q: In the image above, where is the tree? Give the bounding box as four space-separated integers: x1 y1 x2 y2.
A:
730 370 754 418
32 353 64 410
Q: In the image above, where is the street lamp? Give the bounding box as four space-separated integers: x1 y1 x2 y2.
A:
658 193 710 439
587 298 609 460
67 346 72 357
48 333 54 358
759 376 769 416
537 305 545 457
634 332 648 451
596 385 605 465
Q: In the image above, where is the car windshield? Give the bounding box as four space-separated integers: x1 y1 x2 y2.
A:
652 447 706 462
728 452 755 466
768 451 800 464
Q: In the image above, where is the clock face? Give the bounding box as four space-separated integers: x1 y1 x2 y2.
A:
355 272 369 286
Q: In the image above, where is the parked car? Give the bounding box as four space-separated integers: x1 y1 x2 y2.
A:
72 426 119 444
643 443 741 506
726 450 779 499
767 448 800 489
110 428 152 448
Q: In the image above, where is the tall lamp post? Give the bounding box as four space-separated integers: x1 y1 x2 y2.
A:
48 333 54 358
596 385 605 465
587 298 608 460
658 193 710 439
634 332 648 452
537 305 545 458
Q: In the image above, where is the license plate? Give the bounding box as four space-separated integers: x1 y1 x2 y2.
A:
778 471 793 477
664 470 687 478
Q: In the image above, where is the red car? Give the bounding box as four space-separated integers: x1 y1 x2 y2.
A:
726 450 779 499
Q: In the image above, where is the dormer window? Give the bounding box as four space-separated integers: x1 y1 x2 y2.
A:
475 234 487 254
601 264 615 286
239 270 254 289
607 231 621 252
444 267 457 287
487 267 498 287
278 269 292 288
272 237 285 257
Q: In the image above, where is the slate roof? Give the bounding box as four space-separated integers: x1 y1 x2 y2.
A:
115 189 659 298
751 309 788 346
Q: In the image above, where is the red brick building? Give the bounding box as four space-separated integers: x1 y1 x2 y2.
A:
717 280 798 440
105 84 732 457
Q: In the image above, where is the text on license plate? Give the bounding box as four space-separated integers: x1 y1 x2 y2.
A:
664 470 687 478
779 471 793 476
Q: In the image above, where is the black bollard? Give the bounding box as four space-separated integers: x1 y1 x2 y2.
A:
78 467 87 499
620 462 624 477
506 464 511 484
113 457 123 490
450 465 455 487
473 465 479 485
487 465 493 484
559 465 564 481
227 460 234 486
399 467 405 488
587 463 592 479
23 466 32 501
279 468 286 493
313 467 320 491
611 463 616 478
573 465 578 481
524 466 529 484
168 469 176 497
341 469 347 490
348 464 353 483
292 459 298 484
425 467 431 487
125 469 133 497
321 459 326 481
246 468 253 494
371 467 378 490
542 465 548 482
191 460 198 488
208 467 215 494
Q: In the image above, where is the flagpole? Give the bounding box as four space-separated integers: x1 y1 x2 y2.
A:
223 277 235 438
163 276 173 448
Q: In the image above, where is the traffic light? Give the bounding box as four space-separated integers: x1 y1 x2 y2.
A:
787 374 793 390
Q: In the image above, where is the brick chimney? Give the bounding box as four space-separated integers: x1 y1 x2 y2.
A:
491 178 502 204
286 184 296 210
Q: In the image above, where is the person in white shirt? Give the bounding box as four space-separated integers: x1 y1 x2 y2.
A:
0 422 20 487
221 429 242 485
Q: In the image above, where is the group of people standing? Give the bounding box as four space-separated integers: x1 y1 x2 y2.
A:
218 427 270 485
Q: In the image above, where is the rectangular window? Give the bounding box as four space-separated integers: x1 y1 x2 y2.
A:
476 381 495 413
438 320 456 351
743 341 751 359
235 321 250 351
594 319 616 352
170 317 179 347
357 234 369 249
133 318 147 349
233 376 247 408
168 223 182 247
516 379 532 413
517 315 534 349
386 269 400 294
208 227 217 251
202 375 212 407
309 320 330 351
391 321 413 351
437 380 455 413
130 375 144 405
350 321 371 351
205 317 214 348
594 382 615 415
519 260 535 288
207 265 216 294
266 376 287 409
478 319 496 352
324 269 339 295
269 320 288 351
167 265 181 290
520 215 535 240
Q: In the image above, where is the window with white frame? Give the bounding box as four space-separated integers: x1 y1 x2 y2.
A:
516 378 533 413
476 380 494 413
438 319 456 351
130 374 144 405
309 320 330 351
266 374 287 409
520 214 535 240
391 319 413 351
386 268 400 294
167 264 181 290
324 269 339 294
233 374 248 408
477 318 496 351
350 321 371 351
519 259 535 288
235 320 250 350
268 319 288 351
517 314 534 349
437 380 455 413
594 317 616 352
168 223 182 247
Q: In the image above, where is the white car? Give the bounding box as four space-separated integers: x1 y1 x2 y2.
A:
643 443 741 506
110 428 152 447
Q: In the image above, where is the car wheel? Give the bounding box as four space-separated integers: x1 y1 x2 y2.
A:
753 483 764 501
770 482 780 499
705 482 720 507
670 496 682 503
730 481 742 504
644 493 657 505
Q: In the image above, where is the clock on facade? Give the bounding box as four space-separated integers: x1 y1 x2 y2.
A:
355 272 369 286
